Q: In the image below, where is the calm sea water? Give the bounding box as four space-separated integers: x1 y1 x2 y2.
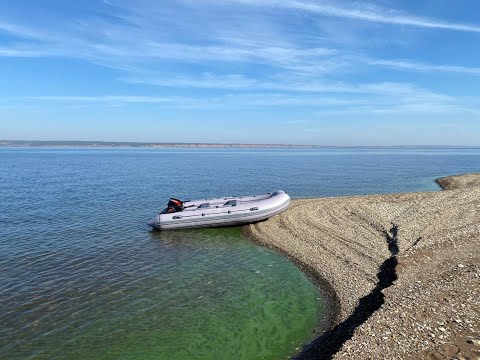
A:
1 147 479 359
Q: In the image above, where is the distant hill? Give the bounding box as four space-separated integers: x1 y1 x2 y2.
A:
0 140 313 149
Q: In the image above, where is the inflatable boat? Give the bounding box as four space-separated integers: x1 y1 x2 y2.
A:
148 190 290 230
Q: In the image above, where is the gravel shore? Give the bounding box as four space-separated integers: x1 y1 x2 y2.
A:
245 174 480 359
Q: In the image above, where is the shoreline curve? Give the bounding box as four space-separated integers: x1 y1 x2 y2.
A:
244 174 480 359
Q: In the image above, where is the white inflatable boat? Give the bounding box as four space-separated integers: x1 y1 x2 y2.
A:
148 190 290 230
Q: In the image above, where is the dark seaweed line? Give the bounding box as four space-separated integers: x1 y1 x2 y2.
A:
295 224 399 360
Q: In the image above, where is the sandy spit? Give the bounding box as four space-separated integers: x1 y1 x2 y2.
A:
244 174 480 359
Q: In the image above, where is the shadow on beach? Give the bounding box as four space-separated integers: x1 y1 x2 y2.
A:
296 224 399 360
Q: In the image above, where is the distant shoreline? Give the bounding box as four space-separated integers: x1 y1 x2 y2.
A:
0 140 311 149
1 140 479 149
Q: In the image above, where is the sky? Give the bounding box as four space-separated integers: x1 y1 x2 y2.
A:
0 0 480 145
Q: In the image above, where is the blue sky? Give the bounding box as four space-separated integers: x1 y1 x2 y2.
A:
0 0 479 145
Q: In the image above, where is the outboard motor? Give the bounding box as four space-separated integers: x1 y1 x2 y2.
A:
167 198 184 212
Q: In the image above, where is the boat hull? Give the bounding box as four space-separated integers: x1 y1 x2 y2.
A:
148 190 290 230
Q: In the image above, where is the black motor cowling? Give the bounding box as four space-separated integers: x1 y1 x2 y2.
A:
167 198 184 212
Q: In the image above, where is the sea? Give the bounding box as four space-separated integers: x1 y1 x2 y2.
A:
1 147 479 360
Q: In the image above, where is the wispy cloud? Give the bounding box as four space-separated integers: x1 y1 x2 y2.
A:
1 0 479 123
13 93 362 108
1 1 479 79
0 27 339 75
225 0 480 33
123 74 261 90
6 80 474 115
141 42 337 67
0 20 50 40
123 72 455 101
123 72 362 92
0 48 52 57
369 59 480 75
25 95 182 104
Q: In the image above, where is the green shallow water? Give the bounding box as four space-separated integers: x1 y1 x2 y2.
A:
92 229 323 360
1 223 323 360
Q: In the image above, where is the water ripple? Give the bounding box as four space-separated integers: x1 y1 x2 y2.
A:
3 147 479 359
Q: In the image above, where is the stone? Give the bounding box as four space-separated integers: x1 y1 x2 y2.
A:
466 338 480 346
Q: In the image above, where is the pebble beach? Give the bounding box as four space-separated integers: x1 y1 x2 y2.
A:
245 174 480 359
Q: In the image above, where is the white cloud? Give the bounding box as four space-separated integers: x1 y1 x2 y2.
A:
123 73 357 92
0 48 52 57
0 0 479 122
1 1 479 80
6 80 475 116
0 20 50 40
369 59 480 75
24 95 182 103
0 32 338 75
122 73 456 103
224 0 480 33
141 42 337 67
